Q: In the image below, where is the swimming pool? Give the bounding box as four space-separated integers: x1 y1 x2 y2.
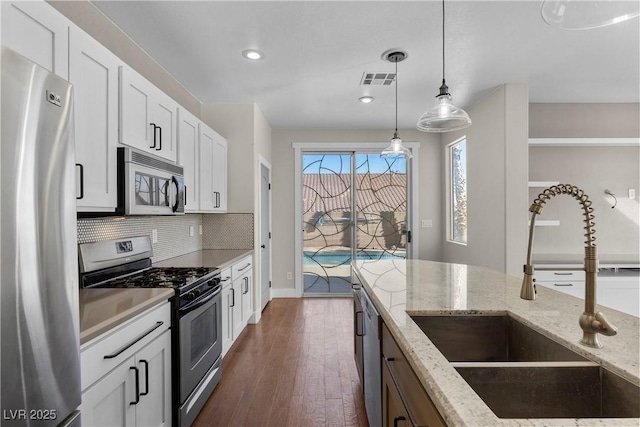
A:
303 250 404 266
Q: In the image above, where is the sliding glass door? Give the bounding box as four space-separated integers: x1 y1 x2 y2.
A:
302 151 409 295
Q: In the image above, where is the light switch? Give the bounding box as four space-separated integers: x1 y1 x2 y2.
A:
629 189 636 199
189 225 195 237
151 229 158 244
421 220 433 228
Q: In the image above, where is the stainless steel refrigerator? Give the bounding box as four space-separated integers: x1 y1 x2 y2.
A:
1 47 81 426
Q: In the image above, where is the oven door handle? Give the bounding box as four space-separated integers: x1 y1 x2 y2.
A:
179 286 222 315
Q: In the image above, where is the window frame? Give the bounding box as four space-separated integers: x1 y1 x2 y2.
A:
446 136 468 246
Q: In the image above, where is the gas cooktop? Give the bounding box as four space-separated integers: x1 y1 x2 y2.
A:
101 267 215 289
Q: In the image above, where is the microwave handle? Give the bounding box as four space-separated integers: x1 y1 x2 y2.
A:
171 176 180 213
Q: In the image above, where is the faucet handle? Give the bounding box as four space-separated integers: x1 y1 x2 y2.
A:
593 312 618 337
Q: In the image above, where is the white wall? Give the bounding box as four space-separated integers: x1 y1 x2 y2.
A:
529 147 640 257
271 128 441 291
528 103 639 258
441 84 529 277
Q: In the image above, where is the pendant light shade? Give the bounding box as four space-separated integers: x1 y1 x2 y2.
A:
416 0 471 133
541 0 639 30
381 51 412 159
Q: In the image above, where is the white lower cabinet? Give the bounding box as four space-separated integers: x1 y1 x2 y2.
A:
81 302 171 427
221 255 254 358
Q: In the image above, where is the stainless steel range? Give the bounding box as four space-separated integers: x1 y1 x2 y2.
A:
79 236 222 427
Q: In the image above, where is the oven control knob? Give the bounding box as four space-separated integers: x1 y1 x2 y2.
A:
186 289 201 301
209 278 220 287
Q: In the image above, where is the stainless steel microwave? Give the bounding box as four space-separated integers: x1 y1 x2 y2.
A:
118 147 185 215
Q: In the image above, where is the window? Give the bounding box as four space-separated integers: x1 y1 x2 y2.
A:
448 138 467 244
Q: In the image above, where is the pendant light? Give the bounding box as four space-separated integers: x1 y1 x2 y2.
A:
381 51 413 159
541 0 639 30
416 0 472 133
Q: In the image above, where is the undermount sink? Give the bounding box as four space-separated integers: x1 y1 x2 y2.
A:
409 314 587 362
455 363 640 419
410 314 640 419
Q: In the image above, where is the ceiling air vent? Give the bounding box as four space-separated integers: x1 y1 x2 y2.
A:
360 72 396 86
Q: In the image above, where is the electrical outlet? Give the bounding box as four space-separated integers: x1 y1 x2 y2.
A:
287 272 292 280
189 225 194 237
151 229 158 244
629 189 636 200
421 219 433 228
199 225 203 235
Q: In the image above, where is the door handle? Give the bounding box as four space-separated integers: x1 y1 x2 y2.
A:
393 416 406 427
140 360 149 396
76 163 84 200
129 366 140 405
156 125 162 151
261 244 266 249
149 123 157 149
355 311 364 336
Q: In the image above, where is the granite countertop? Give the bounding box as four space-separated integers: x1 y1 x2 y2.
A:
79 288 174 345
354 259 640 426
153 249 253 270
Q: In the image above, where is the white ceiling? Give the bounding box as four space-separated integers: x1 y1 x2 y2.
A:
92 1 639 129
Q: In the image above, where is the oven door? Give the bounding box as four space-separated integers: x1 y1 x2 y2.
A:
178 285 222 402
125 162 184 215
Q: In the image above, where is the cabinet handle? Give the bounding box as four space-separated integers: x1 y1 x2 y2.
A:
156 125 162 151
213 191 220 208
221 276 231 283
385 357 395 362
243 277 249 294
231 287 235 307
393 416 406 427
76 163 84 200
184 185 187 206
149 123 157 149
554 272 573 276
129 366 140 405
104 321 164 359
355 311 364 336
140 360 149 396
238 263 251 272
553 283 574 287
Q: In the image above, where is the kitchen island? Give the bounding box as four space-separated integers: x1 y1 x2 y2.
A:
354 258 640 426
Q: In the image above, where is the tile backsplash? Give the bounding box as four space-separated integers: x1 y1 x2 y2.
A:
77 214 203 262
77 213 254 262
202 213 253 249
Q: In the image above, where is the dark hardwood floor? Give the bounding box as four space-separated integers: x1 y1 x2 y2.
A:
194 298 369 427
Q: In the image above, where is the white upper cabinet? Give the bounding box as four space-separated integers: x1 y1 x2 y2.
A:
1 0 69 79
119 65 178 162
177 109 199 212
69 27 120 212
198 124 228 212
211 134 228 212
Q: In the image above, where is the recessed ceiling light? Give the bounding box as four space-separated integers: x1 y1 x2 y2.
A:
242 49 263 60
359 96 375 104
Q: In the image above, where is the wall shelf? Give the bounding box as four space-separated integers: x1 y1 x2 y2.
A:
529 138 640 147
528 220 560 227
528 181 559 188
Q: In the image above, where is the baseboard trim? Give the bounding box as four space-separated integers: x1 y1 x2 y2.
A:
272 288 301 298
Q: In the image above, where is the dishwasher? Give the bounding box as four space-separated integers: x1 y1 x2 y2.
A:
361 288 381 427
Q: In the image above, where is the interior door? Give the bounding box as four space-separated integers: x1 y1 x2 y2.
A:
260 162 271 311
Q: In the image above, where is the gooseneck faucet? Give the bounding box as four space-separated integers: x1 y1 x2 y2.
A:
521 184 617 348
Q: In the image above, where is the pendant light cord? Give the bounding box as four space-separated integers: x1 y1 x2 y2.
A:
442 0 445 83
395 58 398 133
